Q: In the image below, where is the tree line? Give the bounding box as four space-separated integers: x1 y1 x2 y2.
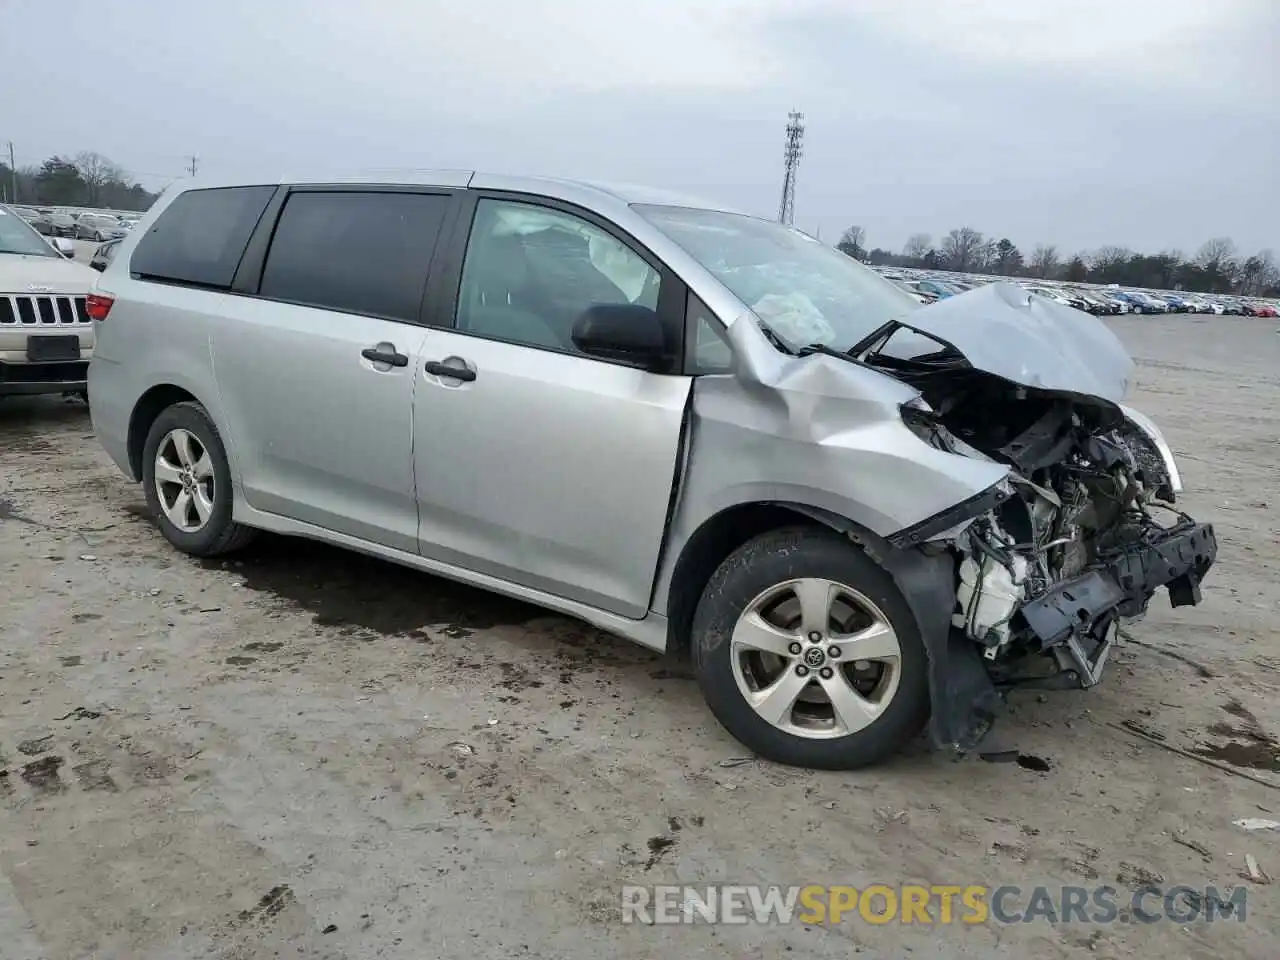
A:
1 152 159 212
836 225 1279 298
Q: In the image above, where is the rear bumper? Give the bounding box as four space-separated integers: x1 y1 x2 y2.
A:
0 359 89 395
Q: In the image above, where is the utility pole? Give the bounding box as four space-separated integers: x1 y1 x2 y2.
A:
6 141 16 204
778 111 805 226
187 154 199 177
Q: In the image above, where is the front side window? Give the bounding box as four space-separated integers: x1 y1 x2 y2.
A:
258 191 450 321
455 198 660 353
131 186 274 288
686 291 734 374
635 204 918 352
0 205 58 257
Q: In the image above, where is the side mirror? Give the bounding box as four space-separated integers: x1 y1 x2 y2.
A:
51 237 76 258
570 304 668 369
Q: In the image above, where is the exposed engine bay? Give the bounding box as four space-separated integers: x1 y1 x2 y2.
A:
856 324 1218 748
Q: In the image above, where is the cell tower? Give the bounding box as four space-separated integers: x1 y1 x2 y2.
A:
778 110 805 226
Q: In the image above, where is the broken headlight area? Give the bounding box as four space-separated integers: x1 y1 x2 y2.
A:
886 359 1216 750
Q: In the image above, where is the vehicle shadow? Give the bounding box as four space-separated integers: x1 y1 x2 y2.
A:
0 394 89 424
0 395 90 453
123 498 669 676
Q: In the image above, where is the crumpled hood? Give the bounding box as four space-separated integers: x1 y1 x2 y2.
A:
887 282 1135 404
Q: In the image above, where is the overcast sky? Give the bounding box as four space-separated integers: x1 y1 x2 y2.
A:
6 0 1277 257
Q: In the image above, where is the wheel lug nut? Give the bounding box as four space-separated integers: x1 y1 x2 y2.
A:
788 642 802 655
828 646 841 659
808 631 822 643
795 665 809 677
819 667 833 680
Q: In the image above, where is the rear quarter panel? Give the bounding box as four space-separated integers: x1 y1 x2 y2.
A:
89 278 234 479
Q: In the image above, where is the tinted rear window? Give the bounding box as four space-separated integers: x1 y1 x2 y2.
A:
131 186 274 288
257 191 449 322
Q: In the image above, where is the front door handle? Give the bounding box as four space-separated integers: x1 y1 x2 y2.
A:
361 345 408 367
424 359 476 382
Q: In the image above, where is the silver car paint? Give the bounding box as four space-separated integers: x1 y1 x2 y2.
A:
883 281 1135 404
89 170 1153 659
648 310 1011 616
411 330 689 619
211 296 429 554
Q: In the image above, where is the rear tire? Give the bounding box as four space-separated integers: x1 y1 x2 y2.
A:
690 525 930 770
141 401 257 557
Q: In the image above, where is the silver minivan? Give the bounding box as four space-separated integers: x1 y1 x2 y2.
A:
87 173 1216 769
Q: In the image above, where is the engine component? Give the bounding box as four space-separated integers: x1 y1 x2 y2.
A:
952 523 1029 654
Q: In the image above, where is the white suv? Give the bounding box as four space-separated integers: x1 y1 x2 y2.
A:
0 203 97 398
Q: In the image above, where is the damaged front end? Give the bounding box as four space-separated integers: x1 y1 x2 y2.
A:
857 291 1218 751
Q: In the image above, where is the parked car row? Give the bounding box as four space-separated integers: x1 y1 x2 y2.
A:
10 205 142 241
874 266 1280 319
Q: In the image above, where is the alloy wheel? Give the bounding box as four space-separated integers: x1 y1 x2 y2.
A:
730 578 902 739
153 428 216 533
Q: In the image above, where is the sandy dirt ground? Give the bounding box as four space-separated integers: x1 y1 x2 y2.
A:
1 315 1278 959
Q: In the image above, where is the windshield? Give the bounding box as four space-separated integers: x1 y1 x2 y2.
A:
0 206 58 257
634 204 919 350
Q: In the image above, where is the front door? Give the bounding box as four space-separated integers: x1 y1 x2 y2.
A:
212 188 452 552
412 197 691 618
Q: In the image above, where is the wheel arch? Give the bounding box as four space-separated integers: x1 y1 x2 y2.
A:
127 384 203 479
662 500 891 656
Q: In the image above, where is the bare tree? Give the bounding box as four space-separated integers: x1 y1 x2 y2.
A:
1195 237 1238 292
976 239 1000 273
941 227 984 272
1196 237 1236 269
73 150 125 205
903 233 931 261
1257 249 1278 291
1238 249 1278 295
837 225 866 259
1089 246 1133 283
1029 244 1059 279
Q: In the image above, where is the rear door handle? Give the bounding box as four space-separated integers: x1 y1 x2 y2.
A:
424 359 476 382
361 345 408 367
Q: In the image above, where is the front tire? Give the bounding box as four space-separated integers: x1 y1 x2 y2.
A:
141 401 257 557
691 526 931 770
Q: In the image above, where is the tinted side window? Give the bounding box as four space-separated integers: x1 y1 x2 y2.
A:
258 191 449 322
131 186 274 288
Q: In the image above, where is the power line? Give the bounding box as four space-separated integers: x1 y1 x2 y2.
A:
187 154 199 177
778 110 805 227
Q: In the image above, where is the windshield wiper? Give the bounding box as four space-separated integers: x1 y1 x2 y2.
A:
756 321 799 355
797 342 857 362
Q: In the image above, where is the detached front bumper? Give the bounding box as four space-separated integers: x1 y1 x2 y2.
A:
1019 519 1217 685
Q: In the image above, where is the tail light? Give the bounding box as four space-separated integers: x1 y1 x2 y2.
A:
86 293 114 321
